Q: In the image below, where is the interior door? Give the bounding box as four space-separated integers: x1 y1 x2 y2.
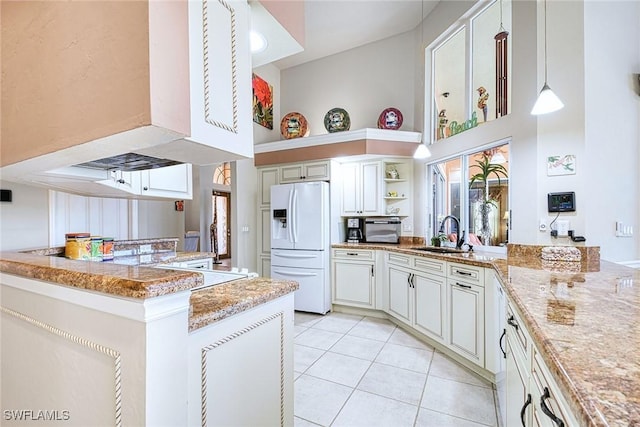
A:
212 191 231 259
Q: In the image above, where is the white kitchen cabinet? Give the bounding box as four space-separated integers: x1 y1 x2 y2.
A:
387 265 413 325
341 161 382 216
279 160 331 183
258 167 279 207
139 164 192 199
448 278 485 366
413 272 447 344
332 249 376 308
505 335 532 427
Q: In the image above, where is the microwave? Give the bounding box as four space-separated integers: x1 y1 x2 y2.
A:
364 217 401 243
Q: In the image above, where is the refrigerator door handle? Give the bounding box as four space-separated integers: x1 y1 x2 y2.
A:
287 188 294 243
272 269 318 277
273 252 319 259
292 188 299 243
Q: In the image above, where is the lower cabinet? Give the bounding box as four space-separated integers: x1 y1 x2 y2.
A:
448 279 485 366
387 265 412 324
503 302 578 427
332 249 376 308
413 272 447 344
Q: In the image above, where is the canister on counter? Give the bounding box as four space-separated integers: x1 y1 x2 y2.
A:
102 237 114 261
65 233 91 260
90 236 103 261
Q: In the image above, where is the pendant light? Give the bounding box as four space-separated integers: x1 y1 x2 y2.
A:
531 0 564 115
414 0 432 159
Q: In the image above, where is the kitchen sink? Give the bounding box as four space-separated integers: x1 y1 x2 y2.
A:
410 246 465 254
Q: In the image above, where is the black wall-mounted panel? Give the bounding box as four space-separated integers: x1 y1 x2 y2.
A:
0 189 12 202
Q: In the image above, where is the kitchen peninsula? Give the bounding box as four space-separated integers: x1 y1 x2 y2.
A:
330 242 639 427
0 244 298 426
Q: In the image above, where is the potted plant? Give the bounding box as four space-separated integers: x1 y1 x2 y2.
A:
430 233 448 247
469 153 508 245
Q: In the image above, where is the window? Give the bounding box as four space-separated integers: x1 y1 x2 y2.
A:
431 0 511 141
213 162 231 185
429 143 509 249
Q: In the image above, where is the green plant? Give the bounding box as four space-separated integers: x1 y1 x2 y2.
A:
469 154 508 244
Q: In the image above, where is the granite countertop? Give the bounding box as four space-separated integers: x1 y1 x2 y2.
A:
189 277 299 332
0 251 203 298
332 243 639 426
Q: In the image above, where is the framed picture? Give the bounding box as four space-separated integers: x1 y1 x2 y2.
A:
252 73 273 129
547 155 576 176
175 200 184 211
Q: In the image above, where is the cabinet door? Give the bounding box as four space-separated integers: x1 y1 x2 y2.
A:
361 161 381 215
258 167 279 206
279 164 304 183
303 161 330 181
506 337 531 427
341 162 361 215
332 260 374 308
259 208 271 256
141 164 193 199
387 266 412 325
413 273 446 343
448 280 485 365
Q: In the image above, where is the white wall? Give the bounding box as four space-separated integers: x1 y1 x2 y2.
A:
583 1 640 261
281 30 417 134
136 199 185 248
232 159 257 271
0 181 50 251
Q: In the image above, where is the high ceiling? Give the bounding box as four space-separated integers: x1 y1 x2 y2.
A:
254 0 440 70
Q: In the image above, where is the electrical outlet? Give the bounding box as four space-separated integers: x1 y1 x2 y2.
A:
403 221 413 232
539 218 547 232
557 220 570 237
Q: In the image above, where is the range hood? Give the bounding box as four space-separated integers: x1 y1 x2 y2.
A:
76 153 183 172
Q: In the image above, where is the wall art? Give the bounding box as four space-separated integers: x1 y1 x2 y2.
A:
252 73 273 129
547 154 576 176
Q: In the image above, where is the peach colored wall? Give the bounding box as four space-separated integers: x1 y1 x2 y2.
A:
259 0 305 47
1 1 151 167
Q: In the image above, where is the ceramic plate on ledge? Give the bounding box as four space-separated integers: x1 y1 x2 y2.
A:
280 112 309 139
378 107 403 130
324 108 351 133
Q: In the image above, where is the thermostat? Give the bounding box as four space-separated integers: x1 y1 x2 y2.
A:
548 192 575 212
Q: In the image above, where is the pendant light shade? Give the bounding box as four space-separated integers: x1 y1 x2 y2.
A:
413 143 432 159
531 83 564 115
531 0 564 115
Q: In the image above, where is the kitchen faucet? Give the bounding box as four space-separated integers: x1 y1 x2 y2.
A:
438 215 465 250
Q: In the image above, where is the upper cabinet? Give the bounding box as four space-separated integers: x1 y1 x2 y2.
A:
0 0 252 196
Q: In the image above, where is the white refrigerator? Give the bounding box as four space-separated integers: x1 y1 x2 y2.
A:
270 181 331 314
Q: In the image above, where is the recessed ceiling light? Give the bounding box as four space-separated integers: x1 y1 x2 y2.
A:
250 31 267 53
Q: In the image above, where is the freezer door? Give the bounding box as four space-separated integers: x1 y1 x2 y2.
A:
271 267 329 314
291 182 328 250
271 249 326 269
270 184 294 249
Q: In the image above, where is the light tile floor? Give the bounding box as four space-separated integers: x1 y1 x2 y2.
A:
294 311 499 427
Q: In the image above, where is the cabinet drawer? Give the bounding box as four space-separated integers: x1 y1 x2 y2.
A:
506 303 530 363
388 252 411 266
333 248 375 260
413 256 446 276
448 262 484 285
531 348 578 427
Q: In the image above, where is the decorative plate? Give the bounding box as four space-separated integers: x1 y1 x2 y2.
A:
280 112 309 139
377 107 403 130
324 108 351 133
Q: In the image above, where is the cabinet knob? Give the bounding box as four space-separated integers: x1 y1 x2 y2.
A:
143 186 148 191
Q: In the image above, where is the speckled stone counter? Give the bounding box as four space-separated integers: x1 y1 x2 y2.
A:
189 278 298 332
0 251 202 298
332 242 639 426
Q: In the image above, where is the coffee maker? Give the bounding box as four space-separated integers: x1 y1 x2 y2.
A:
346 218 363 243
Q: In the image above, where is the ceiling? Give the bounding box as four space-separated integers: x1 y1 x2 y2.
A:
254 0 440 70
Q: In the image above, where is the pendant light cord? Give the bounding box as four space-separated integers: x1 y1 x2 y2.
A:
499 0 505 32
543 0 548 83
